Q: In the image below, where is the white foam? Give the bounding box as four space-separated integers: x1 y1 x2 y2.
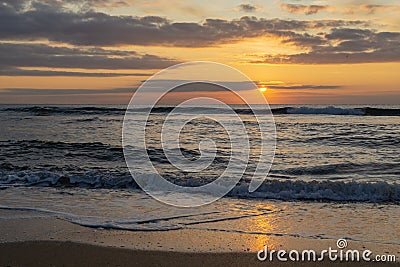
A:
230 180 400 202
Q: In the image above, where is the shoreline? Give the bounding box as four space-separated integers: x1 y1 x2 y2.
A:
0 208 399 266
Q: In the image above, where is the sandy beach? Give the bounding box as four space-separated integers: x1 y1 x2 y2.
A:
1 208 399 266
1 0 399 265
2 241 399 267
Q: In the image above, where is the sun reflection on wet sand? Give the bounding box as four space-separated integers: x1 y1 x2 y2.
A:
238 202 282 252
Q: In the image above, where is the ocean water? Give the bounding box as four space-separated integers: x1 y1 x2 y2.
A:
0 104 399 246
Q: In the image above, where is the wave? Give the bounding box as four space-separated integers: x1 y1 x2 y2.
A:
1 168 399 203
0 169 136 188
2 106 126 116
0 140 124 163
286 106 364 115
273 162 400 176
0 140 121 151
230 179 400 202
276 106 400 116
2 105 400 116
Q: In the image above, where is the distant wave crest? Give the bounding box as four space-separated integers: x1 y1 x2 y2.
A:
2 106 400 116
284 106 400 116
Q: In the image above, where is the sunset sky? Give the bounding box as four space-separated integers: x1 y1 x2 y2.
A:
0 0 399 104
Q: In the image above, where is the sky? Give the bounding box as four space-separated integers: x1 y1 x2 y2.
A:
0 0 399 104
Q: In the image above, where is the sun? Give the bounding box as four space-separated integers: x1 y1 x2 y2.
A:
259 87 267 93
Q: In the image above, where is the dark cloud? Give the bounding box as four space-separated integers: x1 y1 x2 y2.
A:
0 67 149 77
280 4 330 15
0 0 366 47
0 43 179 72
1 0 27 11
238 3 257 12
326 28 373 40
140 80 257 92
279 32 325 47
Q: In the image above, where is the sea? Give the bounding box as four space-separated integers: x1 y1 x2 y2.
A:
0 104 399 248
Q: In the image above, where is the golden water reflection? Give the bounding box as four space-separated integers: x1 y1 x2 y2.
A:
239 202 285 252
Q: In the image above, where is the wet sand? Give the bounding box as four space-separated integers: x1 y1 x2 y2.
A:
0 209 399 266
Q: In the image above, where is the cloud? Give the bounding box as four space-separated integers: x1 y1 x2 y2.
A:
279 32 325 47
140 80 257 92
82 0 130 8
1 0 396 65
0 43 179 72
0 0 367 47
1 0 26 10
325 28 373 40
0 88 134 95
359 4 399 14
248 28 400 64
32 0 131 10
0 85 239 96
267 85 342 90
0 67 149 77
0 82 342 96
237 3 258 12
280 4 330 15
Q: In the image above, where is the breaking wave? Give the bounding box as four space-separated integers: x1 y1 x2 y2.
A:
1 168 399 203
